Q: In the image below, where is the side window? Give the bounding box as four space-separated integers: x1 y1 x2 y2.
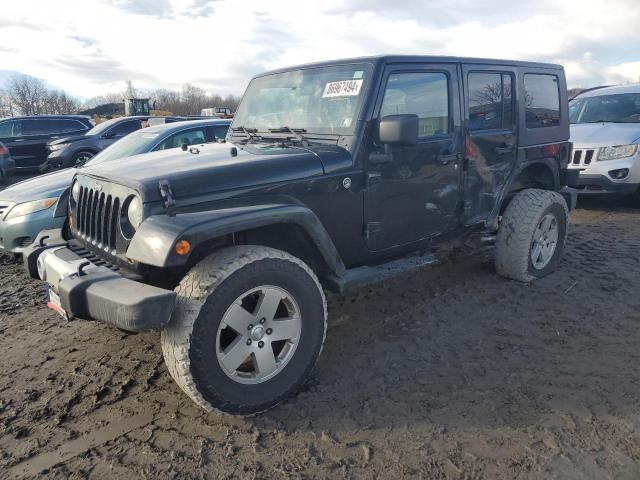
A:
154 128 207 150
0 120 20 137
22 119 50 135
380 72 449 137
212 125 229 140
468 72 514 131
524 74 560 128
108 120 142 137
60 119 85 133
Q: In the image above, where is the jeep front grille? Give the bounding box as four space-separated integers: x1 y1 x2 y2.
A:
76 185 121 252
571 148 597 166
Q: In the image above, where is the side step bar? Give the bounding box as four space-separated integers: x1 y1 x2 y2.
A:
324 253 438 293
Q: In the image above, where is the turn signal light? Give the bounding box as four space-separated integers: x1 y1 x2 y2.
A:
175 240 192 256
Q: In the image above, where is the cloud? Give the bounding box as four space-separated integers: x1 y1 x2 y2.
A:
0 0 638 98
109 0 174 18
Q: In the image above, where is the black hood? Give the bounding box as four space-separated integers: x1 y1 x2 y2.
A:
81 141 352 203
48 134 88 146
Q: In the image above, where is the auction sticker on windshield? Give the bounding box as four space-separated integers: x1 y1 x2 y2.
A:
323 79 363 98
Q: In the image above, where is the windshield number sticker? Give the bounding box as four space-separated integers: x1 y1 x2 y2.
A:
323 79 363 98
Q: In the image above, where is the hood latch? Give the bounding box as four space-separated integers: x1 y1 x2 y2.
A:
159 180 177 209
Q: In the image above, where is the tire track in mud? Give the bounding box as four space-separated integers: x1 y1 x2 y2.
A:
1 200 640 479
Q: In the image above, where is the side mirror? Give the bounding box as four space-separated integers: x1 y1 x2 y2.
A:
379 114 419 146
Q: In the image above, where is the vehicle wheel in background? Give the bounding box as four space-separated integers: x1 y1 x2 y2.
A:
495 188 568 282
161 245 327 415
72 151 95 167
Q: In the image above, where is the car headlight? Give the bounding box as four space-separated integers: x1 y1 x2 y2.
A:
48 143 66 151
71 181 80 203
5 198 58 220
598 144 638 161
126 196 143 229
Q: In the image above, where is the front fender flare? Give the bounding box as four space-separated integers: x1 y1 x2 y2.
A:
126 203 346 276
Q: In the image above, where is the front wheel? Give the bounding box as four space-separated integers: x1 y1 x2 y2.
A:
71 150 95 167
161 246 327 415
495 189 568 282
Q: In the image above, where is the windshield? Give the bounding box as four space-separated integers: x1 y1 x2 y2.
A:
232 64 372 135
570 93 640 124
84 130 159 166
84 118 120 136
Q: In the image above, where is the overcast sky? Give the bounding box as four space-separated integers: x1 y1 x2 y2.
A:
1 0 639 98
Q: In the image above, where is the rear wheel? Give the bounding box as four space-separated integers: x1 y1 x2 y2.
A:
495 189 568 282
161 246 327 415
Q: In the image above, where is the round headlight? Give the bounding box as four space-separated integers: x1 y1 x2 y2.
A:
71 181 80 203
127 196 143 229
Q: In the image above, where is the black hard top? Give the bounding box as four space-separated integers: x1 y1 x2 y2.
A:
257 55 563 78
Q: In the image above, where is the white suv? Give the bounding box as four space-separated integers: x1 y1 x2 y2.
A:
568 84 640 195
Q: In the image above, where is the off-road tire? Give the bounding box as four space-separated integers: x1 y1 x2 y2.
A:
495 188 568 282
161 245 327 415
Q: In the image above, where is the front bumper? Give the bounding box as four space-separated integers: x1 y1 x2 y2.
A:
44 147 73 169
0 209 65 254
24 229 176 331
573 174 639 194
568 148 640 194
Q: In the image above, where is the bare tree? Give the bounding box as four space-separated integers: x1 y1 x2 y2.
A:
3 74 81 115
181 83 208 115
0 89 13 117
44 90 80 114
6 74 49 115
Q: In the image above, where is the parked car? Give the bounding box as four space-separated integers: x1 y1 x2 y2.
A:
0 119 231 253
568 84 640 195
0 115 93 171
0 141 16 185
44 115 217 170
43 116 152 170
26 55 576 415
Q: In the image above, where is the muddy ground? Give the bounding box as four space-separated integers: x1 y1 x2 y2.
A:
1 195 640 479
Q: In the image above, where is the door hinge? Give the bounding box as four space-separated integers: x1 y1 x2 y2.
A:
364 222 382 240
366 172 382 188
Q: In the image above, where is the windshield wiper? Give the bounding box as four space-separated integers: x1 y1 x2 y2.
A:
231 126 261 143
267 127 309 146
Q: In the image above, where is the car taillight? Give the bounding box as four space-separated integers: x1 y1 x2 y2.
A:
0 145 8 156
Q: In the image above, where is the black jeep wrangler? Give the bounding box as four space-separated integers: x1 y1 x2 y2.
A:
25 56 577 415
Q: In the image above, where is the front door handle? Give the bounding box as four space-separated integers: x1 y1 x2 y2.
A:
495 145 515 155
437 152 460 165
13 138 25 142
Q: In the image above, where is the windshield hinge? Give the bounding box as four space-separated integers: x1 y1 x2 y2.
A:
159 180 177 209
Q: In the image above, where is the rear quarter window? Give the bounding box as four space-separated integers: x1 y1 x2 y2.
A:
524 74 560 129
